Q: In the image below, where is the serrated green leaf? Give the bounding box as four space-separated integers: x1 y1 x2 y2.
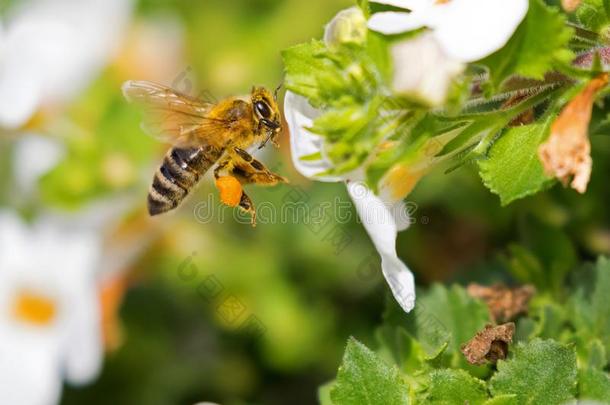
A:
531 300 567 339
281 40 328 105
426 369 488 404
576 0 610 32
376 325 425 373
578 368 610 402
331 338 410 405
568 257 610 357
480 0 573 89
478 120 554 206
489 339 577 405
405 284 490 375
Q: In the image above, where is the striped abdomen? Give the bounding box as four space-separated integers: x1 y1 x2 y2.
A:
148 146 222 216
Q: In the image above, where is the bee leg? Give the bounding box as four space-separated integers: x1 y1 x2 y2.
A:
231 147 288 185
214 157 232 179
238 191 256 227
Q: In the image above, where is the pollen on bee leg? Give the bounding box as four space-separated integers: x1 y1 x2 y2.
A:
215 176 243 207
12 289 57 326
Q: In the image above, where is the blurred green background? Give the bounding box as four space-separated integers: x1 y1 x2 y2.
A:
2 0 610 404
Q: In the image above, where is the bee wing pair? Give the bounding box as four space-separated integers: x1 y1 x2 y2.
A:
122 80 230 148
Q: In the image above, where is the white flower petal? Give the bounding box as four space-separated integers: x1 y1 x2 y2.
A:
347 181 415 312
284 91 343 182
285 93 415 311
0 336 62 405
389 200 412 232
390 32 464 106
62 278 102 385
367 11 424 35
0 211 105 400
13 135 64 194
0 56 43 128
369 0 421 9
0 0 132 128
432 0 528 62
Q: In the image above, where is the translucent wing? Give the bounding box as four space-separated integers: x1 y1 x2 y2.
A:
122 80 231 147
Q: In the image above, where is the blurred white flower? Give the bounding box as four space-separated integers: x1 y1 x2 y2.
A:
0 0 132 129
13 134 65 195
0 211 104 405
284 91 415 312
368 0 528 62
390 32 464 105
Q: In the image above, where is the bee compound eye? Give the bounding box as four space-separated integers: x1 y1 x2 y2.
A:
255 101 272 119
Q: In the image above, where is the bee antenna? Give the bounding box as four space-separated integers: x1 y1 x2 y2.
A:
258 130 273 150
274 81 283 100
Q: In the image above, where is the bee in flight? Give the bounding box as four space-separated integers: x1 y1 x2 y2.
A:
122 80 287 225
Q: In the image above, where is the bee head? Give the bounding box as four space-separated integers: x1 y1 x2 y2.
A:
251 86 282 149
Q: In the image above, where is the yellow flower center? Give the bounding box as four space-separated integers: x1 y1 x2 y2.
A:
12 290 57 326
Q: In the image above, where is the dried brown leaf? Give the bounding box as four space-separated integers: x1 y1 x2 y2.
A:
461 323 515 365
467 283 535 323
538 73 608 193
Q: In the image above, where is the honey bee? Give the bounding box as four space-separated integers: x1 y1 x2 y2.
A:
122 80 286 224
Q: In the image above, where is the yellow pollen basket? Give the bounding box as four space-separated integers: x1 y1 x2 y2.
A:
12 290 58 326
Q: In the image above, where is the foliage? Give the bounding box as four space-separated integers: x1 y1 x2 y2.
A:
324 257 610 404
282 4 610 399
282 0 609 203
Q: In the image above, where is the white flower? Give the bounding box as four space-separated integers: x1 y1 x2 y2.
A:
390 32 464 106
368 0 529 63
0 211 104 405
0 0 132 129
285 91 415 312
12 134 64 196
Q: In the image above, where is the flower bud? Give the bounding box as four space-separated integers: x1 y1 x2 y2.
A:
324 7 367 49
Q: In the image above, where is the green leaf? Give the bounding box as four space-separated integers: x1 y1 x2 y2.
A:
376 325 425 373
330 338 410 405
478 120 554 206
480 0 573 89
489 339 577 405
568 257 610 356
426 369 488 404
483 395 519 405
578 368 610 402
576 0 610 32
403 285 490 376
281 40 328 105
530 300 567 340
